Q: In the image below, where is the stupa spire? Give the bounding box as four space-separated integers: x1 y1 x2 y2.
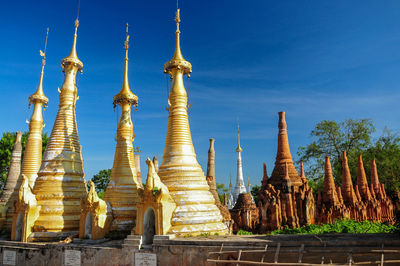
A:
157 7 227 236
300 161 306 181
337 187 344 204
32 16 87 240
232 121 247 204
236 121 243 153
370 159 380 195
341 151 357 204
261 162 269 188
356 154 371 201
113 24 138 107
323 156 338 205
30 28 50 108
62 18 83 71
269 112 302 187
164 8 192 76
104 24 140 232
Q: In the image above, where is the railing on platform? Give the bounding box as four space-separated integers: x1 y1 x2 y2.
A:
207 243 400 265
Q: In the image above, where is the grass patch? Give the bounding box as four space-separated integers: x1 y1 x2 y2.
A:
237 230 253 235
270 219 399 235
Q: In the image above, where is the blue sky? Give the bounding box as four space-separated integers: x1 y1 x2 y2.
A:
1 1 400 188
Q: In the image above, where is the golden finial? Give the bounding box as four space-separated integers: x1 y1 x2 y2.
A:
164 6 192 74
124 23 130 52
113 23 138 107
29 28 49 107
61 1 83 71
236 120 243 152
175 8 181 32
247 176 251 192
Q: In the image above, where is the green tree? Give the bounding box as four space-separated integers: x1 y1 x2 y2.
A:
298 119 374 185
91 169 111 196
361 129 400 192
251 185 261 205
0 131 48 190
216 183 229 205
298 119 400 194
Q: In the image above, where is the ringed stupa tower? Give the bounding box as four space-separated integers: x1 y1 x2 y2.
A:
22 29 50 188
32 18 87 239
103 24 141 232
4 29 50 230
157 8 228 236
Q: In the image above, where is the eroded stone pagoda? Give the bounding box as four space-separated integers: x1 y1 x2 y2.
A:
316 157 349 224
257 112 315 232
206 138 232 232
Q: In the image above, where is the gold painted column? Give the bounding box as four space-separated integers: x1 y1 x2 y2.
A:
158 8 228 236
104 25 141 232
5 30 50 230
32 19 87 239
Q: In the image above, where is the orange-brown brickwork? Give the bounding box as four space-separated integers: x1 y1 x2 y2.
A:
316 157 349 224
230 193 259 233
257 112 315 232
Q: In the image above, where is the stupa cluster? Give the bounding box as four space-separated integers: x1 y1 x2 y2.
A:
0 6 397 242
225 112 395 233
316 153 395 224
0 7 228 242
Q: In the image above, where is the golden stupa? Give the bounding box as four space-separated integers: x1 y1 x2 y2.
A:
6 30 50 231
31 19 88 240
23 30 50 188
157 8 228 236
103 24 141 232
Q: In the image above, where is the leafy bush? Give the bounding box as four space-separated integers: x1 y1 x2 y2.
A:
237 230 253 235
270 219 399 235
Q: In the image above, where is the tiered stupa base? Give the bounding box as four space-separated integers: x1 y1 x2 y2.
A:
159 166 228 236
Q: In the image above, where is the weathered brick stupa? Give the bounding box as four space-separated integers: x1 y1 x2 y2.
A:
341 151 359 220
0 132 23 230
230 193 259 233
258 112 315 231
356 155 380 222
30 18 88 241
157 8 228 236
103 24 141 233
316 157 349 224
370 159 395 223
268 112 303 188
206 139 232 232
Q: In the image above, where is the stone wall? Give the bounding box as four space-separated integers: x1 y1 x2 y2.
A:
0 234 399 265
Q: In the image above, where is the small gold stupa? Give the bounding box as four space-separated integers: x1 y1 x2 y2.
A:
103 24 141 232
157 8 228 236
31 19 88 240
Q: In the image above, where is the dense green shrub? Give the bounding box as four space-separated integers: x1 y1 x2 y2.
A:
270 219 398 235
